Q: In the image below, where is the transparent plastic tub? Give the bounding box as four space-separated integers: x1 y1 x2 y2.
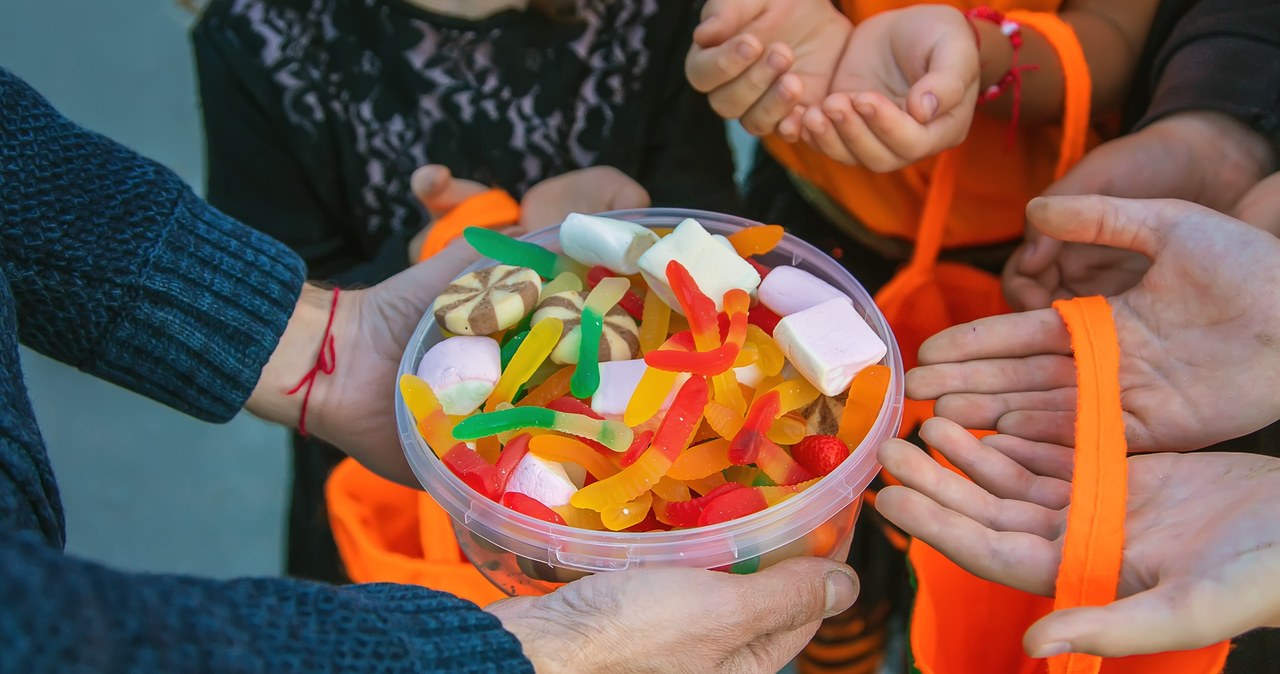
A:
396 208 904 596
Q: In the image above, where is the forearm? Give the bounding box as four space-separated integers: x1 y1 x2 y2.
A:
0 68 305 422
0 527 531 673
974 1 1159 123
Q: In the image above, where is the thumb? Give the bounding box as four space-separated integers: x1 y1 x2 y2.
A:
412 164 489 220
1023 584 1233 659
1025 195 1180 260
728 558 859 635
906 34 977 124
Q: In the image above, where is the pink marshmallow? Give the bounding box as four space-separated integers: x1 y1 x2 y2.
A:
416 336 501 415
757 265 852 317
773 298 887 397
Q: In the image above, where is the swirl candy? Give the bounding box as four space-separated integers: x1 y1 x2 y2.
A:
432 264 542 336
531 290 640 365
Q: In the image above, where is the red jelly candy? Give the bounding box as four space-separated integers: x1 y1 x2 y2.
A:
792 434 851 476
442 443 502 500
661 483 746 528
746 258 772 279
494 433 532 492
748 304 781 335
698 486 768 526
501 491 567 525
619 429 655 468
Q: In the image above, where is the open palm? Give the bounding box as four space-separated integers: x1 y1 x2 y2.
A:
876 417 1280 658
908 195 1280 452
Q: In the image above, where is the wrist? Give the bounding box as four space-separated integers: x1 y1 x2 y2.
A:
971 16 1014 91
246 283 359 432
486 597 575 674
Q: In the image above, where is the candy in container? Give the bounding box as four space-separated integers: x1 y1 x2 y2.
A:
396 208 902 597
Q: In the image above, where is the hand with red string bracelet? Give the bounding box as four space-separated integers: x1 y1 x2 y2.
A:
245 233 483 487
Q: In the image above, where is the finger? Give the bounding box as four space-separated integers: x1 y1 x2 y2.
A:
1024 581 1261 659
907 354 1077 399
882 428 1060 538
412 165 489 219
739 55 805 136
905 35 975 125
606 180 651 212
686 35 764 95
996 410 1076 449
777 103 806 143
1016 228 1065 277
817 94 901 171
933 388 1076 431
802 103 859 165
727 558 860 636
694 0 768 48
875 484 1059 596
1025 195 1197 259
1002 244 1055 311
982 434 1076 484
707 43 795 122
845 92 940 166
914 420 1071 508
719 621 823 674
917 309 1071 365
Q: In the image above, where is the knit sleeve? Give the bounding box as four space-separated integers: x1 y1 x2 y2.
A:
0 67 305 423
0 527 533 674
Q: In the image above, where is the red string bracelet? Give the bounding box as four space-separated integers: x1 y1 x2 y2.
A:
286 286 340 436
966 7 1039 147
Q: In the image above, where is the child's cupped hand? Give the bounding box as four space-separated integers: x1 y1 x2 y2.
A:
685 0 852 139
687 2 980 172
802 5 980 170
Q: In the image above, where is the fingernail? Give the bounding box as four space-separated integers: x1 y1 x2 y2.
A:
922 92 939 121
767 50 789 71
1030 642 1072 659
737 40 758 60
823 570 859 617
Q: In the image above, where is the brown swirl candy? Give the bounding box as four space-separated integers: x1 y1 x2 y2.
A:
432 265 542 336
531 290 640 364
802 395 846 437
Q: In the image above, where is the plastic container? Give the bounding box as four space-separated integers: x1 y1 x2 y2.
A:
396 208 904 596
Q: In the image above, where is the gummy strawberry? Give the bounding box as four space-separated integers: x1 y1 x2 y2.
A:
791 435 850 476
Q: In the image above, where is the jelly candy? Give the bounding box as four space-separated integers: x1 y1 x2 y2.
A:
453 406 633 453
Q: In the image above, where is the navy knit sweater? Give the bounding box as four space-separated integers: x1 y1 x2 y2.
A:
0 68 532 673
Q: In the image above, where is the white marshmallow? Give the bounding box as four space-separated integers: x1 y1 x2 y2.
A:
733 362 766 388
637 218 761 313
416 336 501 415
558 213 660 275
712 234 735 251
773 298 887 397
758 265 852 317
590 359 688 418
505 454 579 507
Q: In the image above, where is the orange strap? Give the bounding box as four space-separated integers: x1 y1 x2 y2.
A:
1007 11 1091 179
1049 296 1128 674
416 189 520 262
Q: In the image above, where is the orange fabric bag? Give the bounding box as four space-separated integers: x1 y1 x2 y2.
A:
325 190 518 607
